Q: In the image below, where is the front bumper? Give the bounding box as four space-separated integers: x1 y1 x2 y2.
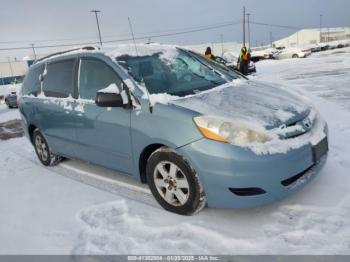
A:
177 134 328 208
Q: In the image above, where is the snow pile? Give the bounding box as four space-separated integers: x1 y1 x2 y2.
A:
98 83 120 94
145 79 244 107
73 200 260 254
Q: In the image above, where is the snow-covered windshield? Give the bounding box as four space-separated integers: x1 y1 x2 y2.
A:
116 48 240 96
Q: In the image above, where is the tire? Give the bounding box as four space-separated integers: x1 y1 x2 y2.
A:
146 147 206 215
292 54 298 58
32 129 62 166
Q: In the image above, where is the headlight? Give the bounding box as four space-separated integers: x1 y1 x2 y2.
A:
193 116 272 146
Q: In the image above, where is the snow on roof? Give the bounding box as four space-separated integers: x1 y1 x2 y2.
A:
34 43 182 65
105 43 179 58
303 27 350 32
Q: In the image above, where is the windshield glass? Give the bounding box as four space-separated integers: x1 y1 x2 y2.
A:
116 48 241 96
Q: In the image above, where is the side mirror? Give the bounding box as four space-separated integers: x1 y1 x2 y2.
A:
95 92 124 107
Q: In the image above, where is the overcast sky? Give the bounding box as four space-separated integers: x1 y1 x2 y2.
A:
0 0 350 61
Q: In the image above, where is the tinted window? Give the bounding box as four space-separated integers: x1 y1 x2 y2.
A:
22 64 44 96
43 59 75 98
79 59 122 100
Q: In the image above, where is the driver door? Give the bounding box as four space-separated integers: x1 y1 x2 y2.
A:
73 57 133 174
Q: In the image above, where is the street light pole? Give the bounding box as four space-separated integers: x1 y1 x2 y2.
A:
7 57 14 78
242 6 246 47
30 44 37 61
220 34 224 56
247 13 251 48
270 32 273 47
320 14 323 43
91 10 103 46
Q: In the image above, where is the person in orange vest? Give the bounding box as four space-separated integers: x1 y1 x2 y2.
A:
204 46 215 60
237 46 250 75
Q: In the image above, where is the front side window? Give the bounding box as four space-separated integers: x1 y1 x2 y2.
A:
79 59 122 100
43 59 75 98
22 64 44 96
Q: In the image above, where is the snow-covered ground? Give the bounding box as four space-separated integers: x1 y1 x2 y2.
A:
1 48 350 255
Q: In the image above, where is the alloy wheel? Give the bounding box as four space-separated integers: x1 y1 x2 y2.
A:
153 161 190 206
35 135 48 162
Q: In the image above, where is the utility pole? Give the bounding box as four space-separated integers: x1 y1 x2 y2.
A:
270 32 273 47
91 10 103 45
0 72 4 86
242 6 246 47
7 57 14 77
246 13 251 48
220 34 224 56
30 44 37 61
327 28 330 42
319 14 323 43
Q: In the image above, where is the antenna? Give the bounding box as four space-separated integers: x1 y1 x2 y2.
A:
128 17 138 56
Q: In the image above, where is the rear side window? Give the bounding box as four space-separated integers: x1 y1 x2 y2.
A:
22 64 44 96
43 59 75 98
79 59 122 100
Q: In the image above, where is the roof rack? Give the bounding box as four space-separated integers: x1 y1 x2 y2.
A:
35 46 100 64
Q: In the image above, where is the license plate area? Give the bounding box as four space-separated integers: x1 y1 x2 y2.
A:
313 137 328 163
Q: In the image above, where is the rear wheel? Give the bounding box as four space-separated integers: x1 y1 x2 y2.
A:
33 129 62 166
146 147 206 215
292 54 298 58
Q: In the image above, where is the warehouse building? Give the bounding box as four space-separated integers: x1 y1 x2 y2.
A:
273 27 350 47
0 60 31 86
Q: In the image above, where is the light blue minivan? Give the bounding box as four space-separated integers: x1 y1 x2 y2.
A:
19 44 328 215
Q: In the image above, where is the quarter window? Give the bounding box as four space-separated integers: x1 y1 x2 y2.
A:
43 59 75 98
22 64 44 96
79 59 122 100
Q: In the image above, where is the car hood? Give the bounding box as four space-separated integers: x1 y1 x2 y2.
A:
171 80 310 129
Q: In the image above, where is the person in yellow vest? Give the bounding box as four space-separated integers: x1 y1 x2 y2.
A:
237 46 250 75
204 47 215 60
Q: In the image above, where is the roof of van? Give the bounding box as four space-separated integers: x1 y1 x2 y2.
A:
35 43 181 64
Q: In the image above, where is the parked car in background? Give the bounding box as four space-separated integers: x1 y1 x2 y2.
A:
304 44 322 53
5 92 18 108
275 47 312 59
250 47 279 62
19 44 328 215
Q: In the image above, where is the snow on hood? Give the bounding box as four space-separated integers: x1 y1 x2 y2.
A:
171 80 310 129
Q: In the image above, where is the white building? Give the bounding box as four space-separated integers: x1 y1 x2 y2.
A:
0 61 28 85
273 27 350 47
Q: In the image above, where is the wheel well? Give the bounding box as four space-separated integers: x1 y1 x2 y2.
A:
28 124 37 144
139 143 165 184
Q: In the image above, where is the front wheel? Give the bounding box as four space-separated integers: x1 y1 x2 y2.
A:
292 54 299 58
146 147 206 215
33 129 62 166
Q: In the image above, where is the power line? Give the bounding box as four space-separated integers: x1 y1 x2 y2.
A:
0 19 241 45
0 20 241 51
250 21 301 30
0 19 306 52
